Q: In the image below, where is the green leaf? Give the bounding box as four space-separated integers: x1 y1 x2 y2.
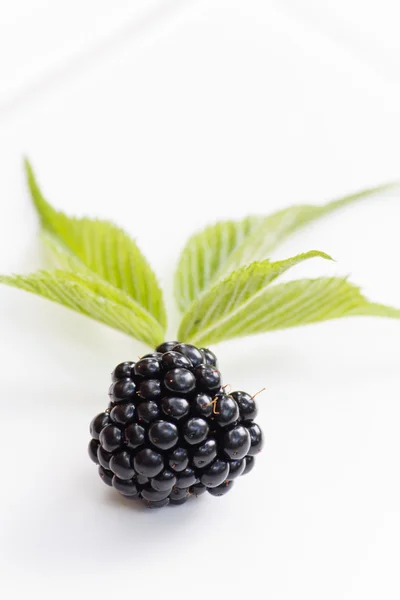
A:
178 250 332 344
25 159 166 329
175 183 396 312
178 269 400 348
0 271 164 347
41 231 93 274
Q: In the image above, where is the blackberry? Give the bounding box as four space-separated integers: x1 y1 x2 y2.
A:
164 368 196 394
194 365 221 392
168 447 189 472
142 352 164 360
192 438 217 468
97 445 113 469
109 378 136 403
176 467 198 488
137 401 159 423
200 458 230 488
148 420 179 450
223 425 251 460
247 423 264 455
151 469 177 491
137 474 149 485
191 482 207 497
182 417 209 445
228 458 246 479
89 342 263 508
207 480 234 497
215 394 239 427
156 341 179 353
98 466 113 486
134 448 164 477
169 486 190 505
172 343 203 368
109 450 135 480
191 392 213 418
141 484 171 502
134 357 162 379
161 396 189 420
146 498 170 509
138 379 161 400
161 351 192 371
243 455 255 475
230 390 258 422
112 476 138 497
88 439 100 464
90 412 111 439
110 403 135 425
112 361 135 382
99 424 124 452
200 347 218 367
125 423 146 449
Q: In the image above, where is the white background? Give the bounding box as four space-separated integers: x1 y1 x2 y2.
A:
1 1 400 599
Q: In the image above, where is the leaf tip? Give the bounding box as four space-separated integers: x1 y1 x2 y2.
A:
23 156 34 180
321 251 335 262
304 250 334 262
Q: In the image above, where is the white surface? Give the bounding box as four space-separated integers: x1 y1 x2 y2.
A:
1 1 400 599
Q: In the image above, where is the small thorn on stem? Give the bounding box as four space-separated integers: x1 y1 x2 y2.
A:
204 396 220 415
251 387 266 400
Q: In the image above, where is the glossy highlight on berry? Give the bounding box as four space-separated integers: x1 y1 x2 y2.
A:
161 396 189 420
134 357 162 379
164 368 196 394
109 378 136 403
112 361 135 382
134 448 164 478
230 390 258 422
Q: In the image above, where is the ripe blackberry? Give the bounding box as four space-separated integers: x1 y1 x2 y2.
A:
200 347 217 367
97 445 113 469
134 357 162 379
207 480 234 496
148 420 179 450
230 390 258 422
223 425 251 460
90 412 111 439
89 342 264 508
161 396 189 420
164 368 196 394
182 417 209 445
137 401 159 423
109 450 135 480
192 438 217 468
156 341 179 353
112 476 138 497
138 379 162 400
99 424 124 452
88 439 100 464
110 403 135 425
125 423 146 449
112 361 135 382
173 343 203 368
228 458 246 479
109 378 136 403
168 447 189 471
151 470 177 491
